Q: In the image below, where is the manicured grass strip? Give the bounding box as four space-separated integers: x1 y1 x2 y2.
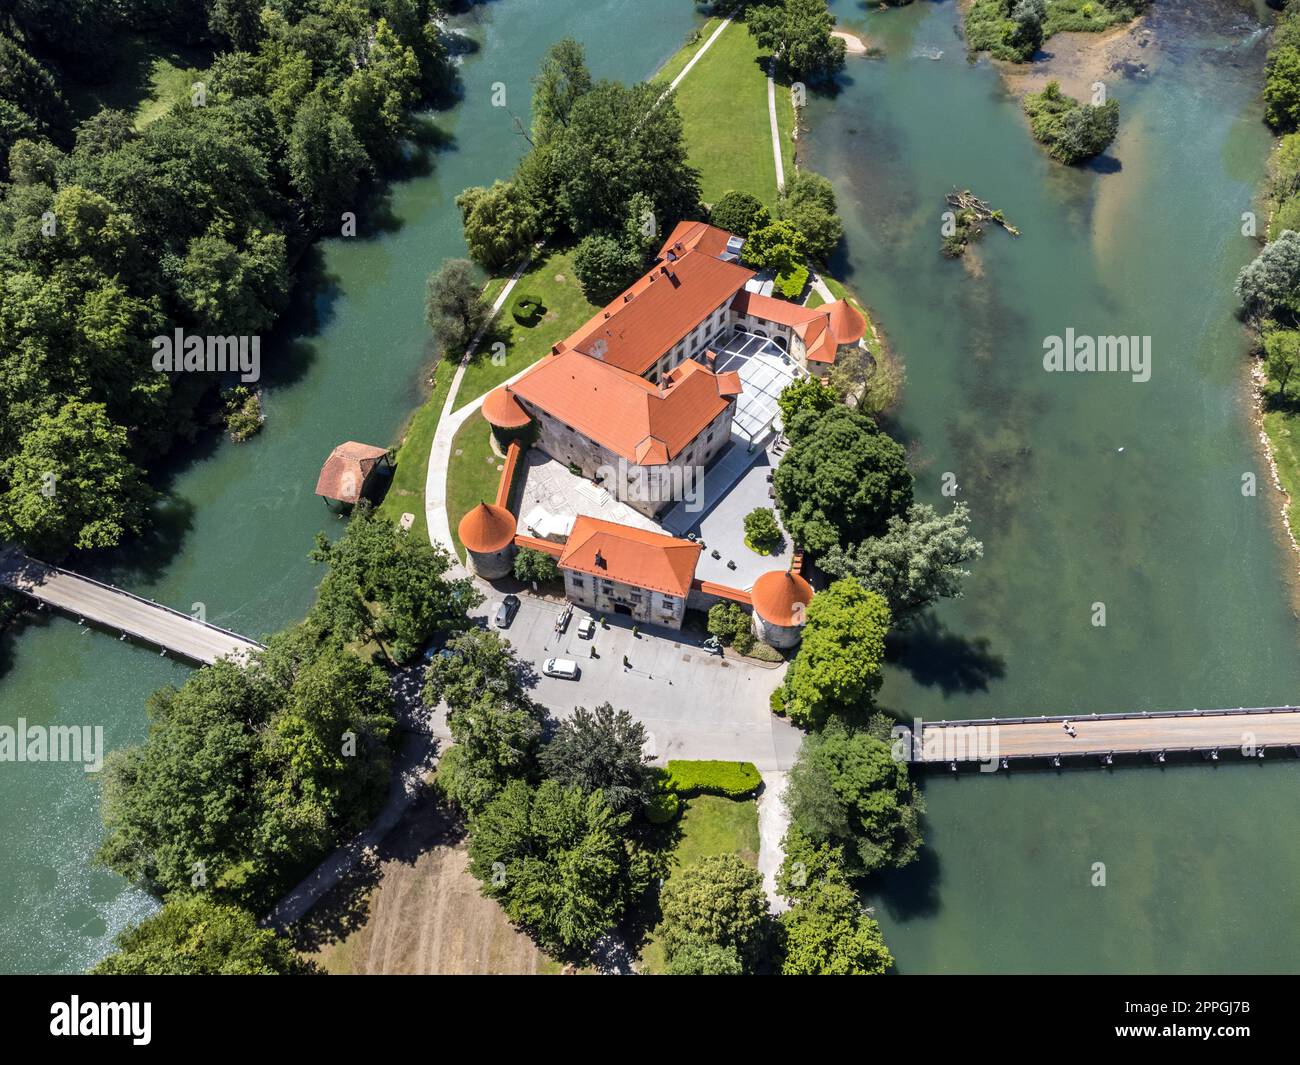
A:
446 415 509 562
452 248 598 408
662 19 783 207
374 360 457 543
672 794 760 870
652 18 724 86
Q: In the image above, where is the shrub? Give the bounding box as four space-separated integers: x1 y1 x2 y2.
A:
775 263 809 300
646 790 680 824
511 292 544 326
743 507 783 554
664 759 761 798
770 686 788 715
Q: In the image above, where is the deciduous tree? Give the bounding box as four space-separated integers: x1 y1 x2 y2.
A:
778 577 890 729
821 502 982 623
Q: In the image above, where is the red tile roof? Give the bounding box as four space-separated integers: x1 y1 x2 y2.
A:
513 533 564 557
508 348 737 466
482 387 532 429
730 290 823 329
826 299 867 346
458 502 516 553
751 569 814 626
314 442 387 503
558 250 754 376
656 220 738 261
559 516 701 598
692 579 752 606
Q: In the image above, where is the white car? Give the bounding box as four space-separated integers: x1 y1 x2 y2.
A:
542 658 580 680
577 616 596 639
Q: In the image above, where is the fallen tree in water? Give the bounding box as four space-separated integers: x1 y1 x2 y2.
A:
941 189 1020 257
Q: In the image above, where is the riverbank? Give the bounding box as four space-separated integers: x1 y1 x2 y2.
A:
0 0 710 976
807 0 1300 973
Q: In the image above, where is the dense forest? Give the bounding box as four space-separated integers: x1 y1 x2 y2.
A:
0 1 454 558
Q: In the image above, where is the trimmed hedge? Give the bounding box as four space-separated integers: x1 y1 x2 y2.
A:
664 760 761 799
511 292 544 326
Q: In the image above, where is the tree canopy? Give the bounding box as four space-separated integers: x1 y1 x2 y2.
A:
425 628 548 815
746 0 846 85
99 626 396 911
821 502 983 623
774 406 913 554
778 576 891 729
310 502 479 664
657 853 771 971
0 1 453 558
467 778 652 956
784 717 925 877
92 894 310 975
539 702 657 812
425 258 491 359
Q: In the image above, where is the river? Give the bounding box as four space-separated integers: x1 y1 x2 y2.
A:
3 0 1295 975
0 0 705 975
808 0 1300 971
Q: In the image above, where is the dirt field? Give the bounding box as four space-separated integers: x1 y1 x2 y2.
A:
296 791 557 975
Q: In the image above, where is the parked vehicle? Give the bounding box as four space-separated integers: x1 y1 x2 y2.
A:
493 594 521 628
555 603 573 634
577 616 596 639
542 658 580 680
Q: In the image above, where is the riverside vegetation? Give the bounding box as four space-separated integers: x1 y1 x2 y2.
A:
1239 2 1300 553
0 1 456 560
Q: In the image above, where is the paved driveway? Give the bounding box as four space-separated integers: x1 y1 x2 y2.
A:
431 590 803 772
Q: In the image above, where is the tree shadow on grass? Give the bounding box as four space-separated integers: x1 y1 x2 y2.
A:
289 783 466 956
885 612 1006 695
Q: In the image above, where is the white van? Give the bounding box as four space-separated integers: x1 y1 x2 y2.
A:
542 658 580 680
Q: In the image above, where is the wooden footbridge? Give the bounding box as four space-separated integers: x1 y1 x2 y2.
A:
907 708 1300 770
0 549 263 666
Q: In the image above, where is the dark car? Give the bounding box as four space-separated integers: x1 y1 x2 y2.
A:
493 594 521 628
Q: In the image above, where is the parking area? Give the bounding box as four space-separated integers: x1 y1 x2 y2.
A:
430 591 802 772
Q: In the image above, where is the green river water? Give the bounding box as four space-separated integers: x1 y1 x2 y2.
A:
810 0 1300 972
1 0 1296 974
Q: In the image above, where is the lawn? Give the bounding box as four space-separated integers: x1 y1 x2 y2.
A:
374 359 457 544
451 248 599 409
445 415 509 563
657 19 790 208
638 793 759 974
652 19 721 86
58 33 212 127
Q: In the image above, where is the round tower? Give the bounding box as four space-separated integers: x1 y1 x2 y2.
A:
458 502 516 579
751 569 814 649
